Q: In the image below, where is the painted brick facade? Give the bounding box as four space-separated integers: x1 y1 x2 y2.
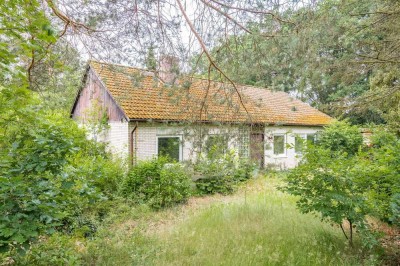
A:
105 122 129 157
129 122 244 162
102 122 321 169
264 126 321 169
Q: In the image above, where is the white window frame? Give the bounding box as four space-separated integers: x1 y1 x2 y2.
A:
273 134 286 157
205 134 229 155
294 133 317 154
294 134 307 154
156 135 183 161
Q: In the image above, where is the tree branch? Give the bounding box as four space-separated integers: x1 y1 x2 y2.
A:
176 0 250 119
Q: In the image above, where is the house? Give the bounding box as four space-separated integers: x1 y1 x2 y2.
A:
71 59 332 169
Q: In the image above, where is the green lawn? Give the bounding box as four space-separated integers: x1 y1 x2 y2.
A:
81 176 380 266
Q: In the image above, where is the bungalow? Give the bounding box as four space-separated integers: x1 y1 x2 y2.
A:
71 59 332 169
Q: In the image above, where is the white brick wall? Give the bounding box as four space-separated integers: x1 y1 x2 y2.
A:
135 124 157 160
130 123 243 162
264 126 321 169
105 121 129 157
102 121 323 169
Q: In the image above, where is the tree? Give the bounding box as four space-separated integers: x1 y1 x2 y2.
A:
283 121 400 246
145 45 157 71
282 121 366 246
354 129 400 226
193 0 400 125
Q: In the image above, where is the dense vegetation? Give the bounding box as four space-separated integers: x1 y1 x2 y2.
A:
119 157 192 209
196 0 400 126
1 177 384 265
283 121 400 247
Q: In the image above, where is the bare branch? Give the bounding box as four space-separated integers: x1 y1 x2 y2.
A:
176 0 250 119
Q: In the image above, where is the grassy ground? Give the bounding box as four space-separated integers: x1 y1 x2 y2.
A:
81 175 381 266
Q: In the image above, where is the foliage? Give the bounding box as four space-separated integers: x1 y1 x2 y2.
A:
0 0 83 112
194 0 400 125
119 157 192 209
318 120 363 155
145 45 157 71
283 121 400 246
354 129 400 225
282 121 368 246
69 151 125 198
1 234 82 266
194 149 255 195
283 145 369 245
0 0 56 89
0 87 123 248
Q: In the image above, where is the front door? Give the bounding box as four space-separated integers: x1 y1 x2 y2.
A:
250 133 264 168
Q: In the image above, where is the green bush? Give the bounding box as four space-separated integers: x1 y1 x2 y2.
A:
1 234 82 266
68 150 126 197
354 129 400 225
283 121 400 246
234 159 256 182
119 157 192 209
0 88 123 248
282 121 369 246
194 150 255 195
318 120 363 155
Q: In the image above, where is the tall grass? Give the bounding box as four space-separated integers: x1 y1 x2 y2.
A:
82 177 380 265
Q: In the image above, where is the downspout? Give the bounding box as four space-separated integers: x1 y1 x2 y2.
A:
130 122 138 166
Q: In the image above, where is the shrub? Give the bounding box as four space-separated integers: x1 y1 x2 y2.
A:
0 88 123 248
0 115 101 248
354 129 400 225
68 150 126 197
283 146 370 246
282 121 369 246
194 150 255 195
119 157 192 209
318 120 363 155
234 159 256 182
283 122 400 246
2 234 82 266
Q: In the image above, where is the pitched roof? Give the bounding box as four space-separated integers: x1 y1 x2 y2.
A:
88 61 332 126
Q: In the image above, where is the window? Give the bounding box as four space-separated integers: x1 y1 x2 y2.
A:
238 128 250 158
273 135 285 155
307 133 316 144
295 133 316 154
157 137 181 161
295 135 305 154
205 135 228 158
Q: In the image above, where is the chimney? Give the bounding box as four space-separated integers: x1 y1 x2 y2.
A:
159 55 180 84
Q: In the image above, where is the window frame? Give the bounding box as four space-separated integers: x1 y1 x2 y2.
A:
273 134 286 157
156 135 183 161
204 134 229 157
294 134 306 154
294 133 316 154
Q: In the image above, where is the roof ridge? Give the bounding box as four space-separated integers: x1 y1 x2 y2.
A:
88 60 277 93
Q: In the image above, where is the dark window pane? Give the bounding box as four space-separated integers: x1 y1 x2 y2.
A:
158 137 180 161
295 135 305 153
205 135 227 158
273 135 285 155
307 134 316 144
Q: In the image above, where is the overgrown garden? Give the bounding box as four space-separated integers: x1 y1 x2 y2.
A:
1 0 400 264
